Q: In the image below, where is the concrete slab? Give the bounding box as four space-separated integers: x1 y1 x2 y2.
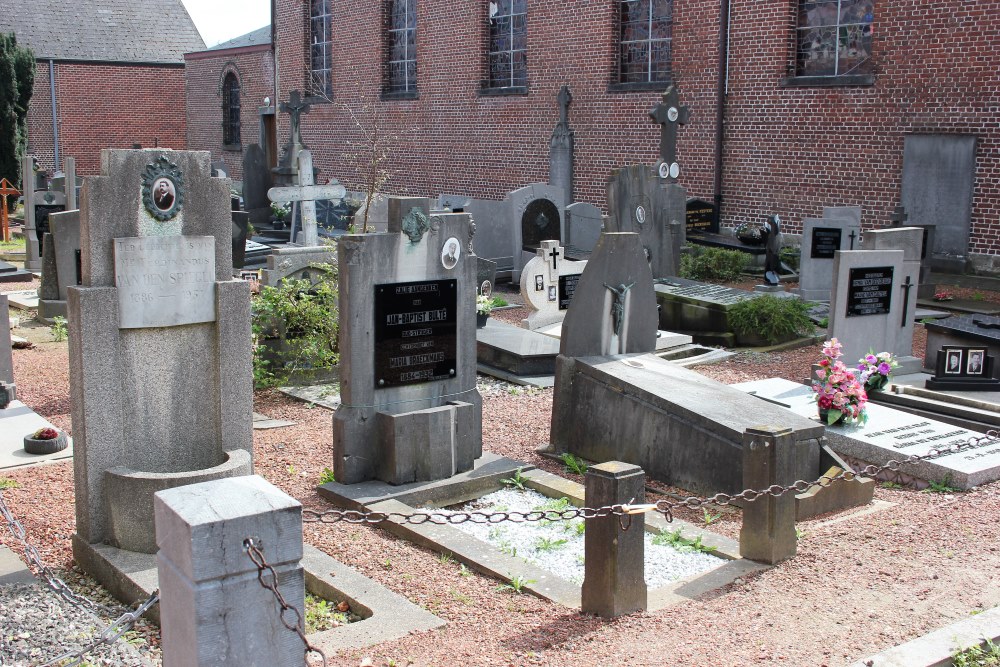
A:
0 545 36 586
475 363 554 388
914 307 952 321
477 318 560 377
917 298 1000 316
0 401 73 470
5 291 39 310
278 383 341 410
252 412 297 429
536 322 694 352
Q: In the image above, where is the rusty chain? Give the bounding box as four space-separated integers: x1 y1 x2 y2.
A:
302 430 999 526
245 538 328 667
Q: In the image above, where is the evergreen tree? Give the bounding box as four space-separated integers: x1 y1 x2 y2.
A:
0 32 34 193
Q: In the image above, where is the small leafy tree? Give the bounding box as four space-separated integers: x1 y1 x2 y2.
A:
0 33 35 195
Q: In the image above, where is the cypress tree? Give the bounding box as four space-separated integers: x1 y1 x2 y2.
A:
0 32 34 194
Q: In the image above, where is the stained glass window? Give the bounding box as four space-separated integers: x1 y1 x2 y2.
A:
487 0 527 89
222 72 241 147
618 0 672 85
310 0 333 96
385 0 418 95
796 0 874 77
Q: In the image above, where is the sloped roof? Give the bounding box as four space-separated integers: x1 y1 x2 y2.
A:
2 0 206 64
204 25 270 52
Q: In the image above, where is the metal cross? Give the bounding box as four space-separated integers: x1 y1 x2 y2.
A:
557 85 572 127
549 245 561 270
900 276 913 328
648 85 690 181
890 205 909 226
848 230 857 250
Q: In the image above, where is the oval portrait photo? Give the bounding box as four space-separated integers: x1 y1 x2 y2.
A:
152 177 176 212
441 237 461 270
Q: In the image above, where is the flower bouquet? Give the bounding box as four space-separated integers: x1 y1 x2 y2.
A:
812 338 868 426
476 294 494 327
23 426 68 455
857 350 898 394
933 290 954 302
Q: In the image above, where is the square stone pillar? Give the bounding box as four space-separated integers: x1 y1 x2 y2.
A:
582 461 647 617
154 475 305 667
739 426 798 564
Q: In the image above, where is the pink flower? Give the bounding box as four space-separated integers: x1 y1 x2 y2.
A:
818 395 833 409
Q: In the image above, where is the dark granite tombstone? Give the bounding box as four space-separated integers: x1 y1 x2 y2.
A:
924 314 1000 375
242 144 272 231
521 198 561 252
686 198 718 234
232 211 250 269
926 345 1000 391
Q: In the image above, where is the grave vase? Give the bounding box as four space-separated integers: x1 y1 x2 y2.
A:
23 431 68 455
818 407 845 427
864 374 890 394
477 312 489 328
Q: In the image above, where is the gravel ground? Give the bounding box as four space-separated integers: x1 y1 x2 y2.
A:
2 278 998 667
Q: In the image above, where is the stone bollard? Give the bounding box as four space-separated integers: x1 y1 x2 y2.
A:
739 426 798 564
581 461 647 617
154 475 306 667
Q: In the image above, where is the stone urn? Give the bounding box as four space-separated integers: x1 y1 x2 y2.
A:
23 429 69 455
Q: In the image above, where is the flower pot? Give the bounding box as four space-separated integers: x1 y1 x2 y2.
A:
865 374 890 394
476 312 489 328
23 432 68 455
818 407 845 427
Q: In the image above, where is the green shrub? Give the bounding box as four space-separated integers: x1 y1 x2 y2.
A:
252 265 339 388
779 245 801 272
729 295 813 345
679 246 750 282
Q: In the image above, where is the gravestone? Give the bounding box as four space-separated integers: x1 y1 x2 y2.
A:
476 256 497 294
518 240 587 330
351 192 390 233
735 378 1000 490
0 294 12 384
508 183 565 280
563 202 602 258
925 345 1000 391
860 227 924 373
231 210 250 269
605 165 685 280
69 150 253 599
260 245 337 287
828 249 906 368
272 90 312 187
549 85 574 209
888 205 936 300
823 205 863 236
267 150 346 247
924 314 1000 376
242 144 273 232
37 209 81 322
796 216 862 301
332 197 482 485
654 277 758 347
438 194 511 277
686 198 718 235
21 156 41 270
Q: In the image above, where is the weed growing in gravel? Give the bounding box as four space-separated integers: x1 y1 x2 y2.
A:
501 467 529 491
702 508 722 525
952 638 1000 666
535 536 568 552
319 467 336 484
287 464 297 476
304 593 352 633
499 542 518 557
458 563 472 577
437 552 455 565
795 528 806 539
50 316 67 342
652 528 717 554
449 588 472 604
496 575 535 594
880 481 904 489
383 558 392 570
560 453 588 476
972 292 987 302
0 478 18 489
924 475 961 494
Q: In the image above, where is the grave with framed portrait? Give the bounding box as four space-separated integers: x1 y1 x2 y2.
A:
925 313 1000 391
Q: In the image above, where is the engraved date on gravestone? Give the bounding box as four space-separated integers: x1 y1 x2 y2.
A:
374 279 457 388
846 266 893 317
114 236 216 329
558 273 581 311
810 227 842 259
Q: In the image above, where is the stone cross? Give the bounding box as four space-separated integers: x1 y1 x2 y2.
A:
267 150 346 247
649 85 690 182
64 156 77 210
557 85 572 128
0 178 19 243
279 90 311 152
890 204 909 226
900 276 913 328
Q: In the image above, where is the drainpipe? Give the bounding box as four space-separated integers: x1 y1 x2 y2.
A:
49 60 60 172
713 0 731 229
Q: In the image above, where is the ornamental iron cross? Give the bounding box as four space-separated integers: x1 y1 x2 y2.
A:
649 86 690 180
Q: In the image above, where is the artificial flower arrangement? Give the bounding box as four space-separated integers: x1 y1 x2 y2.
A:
812 338 868 426
476 294 494 316
31 427 59 440
857 350 898 393
933 290 954 302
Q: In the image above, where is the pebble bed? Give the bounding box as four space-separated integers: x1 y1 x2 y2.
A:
445 488 724 587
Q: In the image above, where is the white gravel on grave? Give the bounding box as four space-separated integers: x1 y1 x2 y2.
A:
444 488 725 588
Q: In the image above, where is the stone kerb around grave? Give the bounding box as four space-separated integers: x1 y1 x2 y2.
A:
333 207 482 485
69 149 253 556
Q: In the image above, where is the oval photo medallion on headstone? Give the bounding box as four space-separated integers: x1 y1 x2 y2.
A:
141 156 184 222
441 236 461 270
669 163 680 179
635 205 647 226
480 280 493 298
657 162 670 179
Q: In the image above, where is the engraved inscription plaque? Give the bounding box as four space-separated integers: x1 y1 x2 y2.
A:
558 273 580 311
846 266 893 317
114 236 216 328
810 227 842 259
374 279 457 388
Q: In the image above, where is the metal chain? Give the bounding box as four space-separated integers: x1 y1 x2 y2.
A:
302 430 999 526
245 538 328 667
0 489 113 614
39 591 160 667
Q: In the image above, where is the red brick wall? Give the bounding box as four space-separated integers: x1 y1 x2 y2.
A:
185 46 276 179
269 0 1000 262
26 61 187 176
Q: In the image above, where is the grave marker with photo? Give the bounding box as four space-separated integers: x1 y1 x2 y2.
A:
518 240 587 330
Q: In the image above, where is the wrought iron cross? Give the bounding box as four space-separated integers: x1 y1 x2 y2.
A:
900 276 913 328
848 230 857 250
649 86 690 181
890 205 909 226
549 245 561 270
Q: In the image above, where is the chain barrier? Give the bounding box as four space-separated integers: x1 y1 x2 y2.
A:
301 430 999 527
245 538 328 667
0 490 160 666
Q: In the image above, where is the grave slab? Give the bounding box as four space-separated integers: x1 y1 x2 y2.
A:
923 314 1000 373
0 401 73 470
476 318 561 377
654 277 758 346
0 545 35 586
6 290 39 310
518 240 586 330
734 377 1000 489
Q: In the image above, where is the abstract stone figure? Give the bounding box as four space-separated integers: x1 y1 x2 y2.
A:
762 214 783 285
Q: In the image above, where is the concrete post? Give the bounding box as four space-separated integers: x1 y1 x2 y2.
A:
739 426 798 564
22 155 40 270
0 294 14 386
154 475 306 667
64 157 76 210
581 461 647 617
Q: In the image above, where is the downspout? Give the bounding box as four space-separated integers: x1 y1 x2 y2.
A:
713 0 731 230
49 60 60 172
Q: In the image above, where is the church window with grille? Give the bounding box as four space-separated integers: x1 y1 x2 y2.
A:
385 0 417 96
796 0 873 77
486 1 527 90
311 0 333 96
222 72 241 147
618 0 672 85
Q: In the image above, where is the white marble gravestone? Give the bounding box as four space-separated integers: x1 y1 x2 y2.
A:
795 216 861 302
519 240 587 330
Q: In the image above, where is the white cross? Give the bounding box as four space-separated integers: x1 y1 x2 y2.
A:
267 150 346 247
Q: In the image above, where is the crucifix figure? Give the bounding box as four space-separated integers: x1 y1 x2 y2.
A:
890 204 909 226
649 85 690 182
604 281 636 341
848 229 858 250
900 276 913 328
549 245 561 270
267 150 346 247
278 90 312 173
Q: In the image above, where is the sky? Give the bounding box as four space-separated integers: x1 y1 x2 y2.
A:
181 0 271 48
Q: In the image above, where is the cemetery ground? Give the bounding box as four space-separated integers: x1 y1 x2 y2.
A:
3 277 1000 666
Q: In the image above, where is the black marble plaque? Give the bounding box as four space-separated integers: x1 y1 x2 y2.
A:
374 279 457 388
846 266 893 317
521 199 561 252
558 273 581 311
810 227 842 259
686 199 717 233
